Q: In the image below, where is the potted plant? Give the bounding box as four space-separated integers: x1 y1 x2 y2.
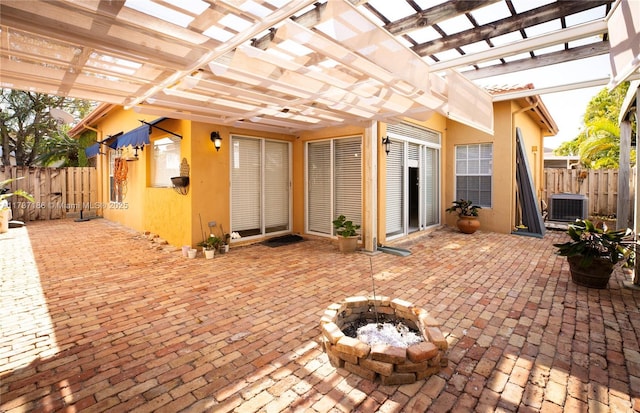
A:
198 235 221 259
446 199 481 234
218 225 231 254
332 214 361 253
1 178 34 234
554 219 632 288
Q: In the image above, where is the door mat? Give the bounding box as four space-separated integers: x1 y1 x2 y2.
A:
262 234 304 247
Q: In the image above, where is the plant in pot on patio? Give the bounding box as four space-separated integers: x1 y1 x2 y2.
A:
446 199 481 234
332 214 361 253
217 225 231 254
554 219 633 289
198 235 222 259
0 178 34 234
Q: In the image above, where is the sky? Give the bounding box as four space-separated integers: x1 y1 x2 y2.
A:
474 55 613 151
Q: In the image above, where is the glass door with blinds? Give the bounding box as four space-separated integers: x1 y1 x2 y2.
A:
306 137 362 236
231 136 291 238
386 123 441 239
385 139 404 237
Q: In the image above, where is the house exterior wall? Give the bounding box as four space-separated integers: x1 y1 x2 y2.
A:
92 110 298 248
444 100 547 234
377 115 447 244
143 119 192 247
93 108 159 234
513 103 546 201
87 97 549 248
189 124 295 247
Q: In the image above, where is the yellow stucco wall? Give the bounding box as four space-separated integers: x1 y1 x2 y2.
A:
444 100 547 234
513 109 546 200
142 119 192 247
92 107 158 232
189 125 295 246
92 111 300 247
89 97 548 247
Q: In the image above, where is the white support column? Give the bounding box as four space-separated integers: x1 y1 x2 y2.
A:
634 87 640 285
618 120 631 230
362 121 378 252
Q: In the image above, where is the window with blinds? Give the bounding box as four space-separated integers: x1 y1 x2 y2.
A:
231 136 290 238
455 143 492 207
306 137 362 236
334 139 362 232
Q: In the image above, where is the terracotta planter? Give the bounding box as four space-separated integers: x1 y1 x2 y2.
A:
567 255 614 289
337 235 358 253
456 216 480 234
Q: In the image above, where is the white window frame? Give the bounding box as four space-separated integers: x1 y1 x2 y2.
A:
454 143 493 208
151 136 181 188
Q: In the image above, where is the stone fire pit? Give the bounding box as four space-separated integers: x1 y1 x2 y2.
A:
320 296 448 385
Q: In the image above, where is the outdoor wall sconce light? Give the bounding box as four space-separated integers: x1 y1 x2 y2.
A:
133 145 143 159
382 136 391 155
210 131 222 152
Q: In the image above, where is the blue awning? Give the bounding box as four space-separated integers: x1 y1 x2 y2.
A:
84 134 120 158
85 143 100 158
114 124 150 149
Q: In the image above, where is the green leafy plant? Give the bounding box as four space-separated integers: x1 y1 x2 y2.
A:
332 215 361 237
198 235 222 251
445 199 481 217
1 177 35 210
554 219 633 267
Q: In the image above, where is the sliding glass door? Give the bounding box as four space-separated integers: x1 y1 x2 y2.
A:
306 137 362 236
231 136 290 238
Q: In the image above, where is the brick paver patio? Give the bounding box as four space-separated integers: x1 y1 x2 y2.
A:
1 218 640 412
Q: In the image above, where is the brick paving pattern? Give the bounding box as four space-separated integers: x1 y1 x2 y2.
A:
1 218 640 412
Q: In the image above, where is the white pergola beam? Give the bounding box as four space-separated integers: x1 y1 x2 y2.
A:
491 73 640 101
431 20 609 72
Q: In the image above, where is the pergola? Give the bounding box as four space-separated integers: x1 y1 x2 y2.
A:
0 0 637 136
1 0 638 244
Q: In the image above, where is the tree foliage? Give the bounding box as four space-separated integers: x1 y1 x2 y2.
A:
554 82 634 169
0 89 93 166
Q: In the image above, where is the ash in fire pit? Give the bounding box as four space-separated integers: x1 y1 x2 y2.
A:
357 322 423 348
320 296 448 385
343 318 424 348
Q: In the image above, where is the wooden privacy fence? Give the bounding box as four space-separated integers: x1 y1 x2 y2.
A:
542 168 636 219
0 166 97 221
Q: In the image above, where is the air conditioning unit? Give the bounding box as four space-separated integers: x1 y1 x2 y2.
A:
548 193 588 222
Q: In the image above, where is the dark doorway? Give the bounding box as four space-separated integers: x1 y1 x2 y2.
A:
409 167 419 232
